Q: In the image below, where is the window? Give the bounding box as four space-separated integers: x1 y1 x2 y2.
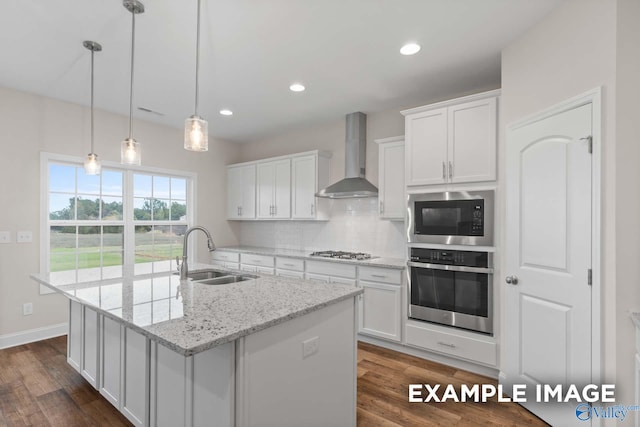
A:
43 154 194 284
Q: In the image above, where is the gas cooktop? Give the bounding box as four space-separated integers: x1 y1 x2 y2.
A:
309 251 374 260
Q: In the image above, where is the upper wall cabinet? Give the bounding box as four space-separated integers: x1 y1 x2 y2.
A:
257 158 291 219
375 136 405 221
402 90 499 187
291 152 331 220
227 150 331 221
227 163 256 220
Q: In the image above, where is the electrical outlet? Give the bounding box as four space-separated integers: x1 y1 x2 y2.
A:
16 231 32 243
302 336 319 358
0 231 10 244
23 303 33 316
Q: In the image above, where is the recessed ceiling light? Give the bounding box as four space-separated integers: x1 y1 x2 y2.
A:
219 109 233 116
289 83 306 92
400 43 421 56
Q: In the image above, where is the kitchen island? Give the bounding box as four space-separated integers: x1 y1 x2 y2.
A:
31 265 362 427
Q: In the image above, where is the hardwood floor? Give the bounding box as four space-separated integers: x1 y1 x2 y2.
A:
0 337 548 426
357 341 549 426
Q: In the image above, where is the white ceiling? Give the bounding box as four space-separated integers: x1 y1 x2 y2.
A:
0 0 561 142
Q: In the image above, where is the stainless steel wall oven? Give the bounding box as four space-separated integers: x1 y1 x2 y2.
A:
408 247 493 335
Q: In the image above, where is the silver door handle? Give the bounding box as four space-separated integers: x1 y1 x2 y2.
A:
239 206 243 216
380 201 384 214
311 204 315 215
449 161 453 179
408 261 494 274
442 162 446 180
371 274 387 279
505 275 519 285
237 206 240 216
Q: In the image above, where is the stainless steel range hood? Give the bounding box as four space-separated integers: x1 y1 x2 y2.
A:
315 112 378 199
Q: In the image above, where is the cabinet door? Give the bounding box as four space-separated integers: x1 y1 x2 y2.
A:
256 162 275 218
379 141 405 219
241 164 256 218
405 108 448 186
358 280 402 342
100 316 122 408
68 300 82 373
82 306 100 388
291 155 316 219
122 328 149 427
272 159 291 219
448 97 497 183
276 269 305 279
226 166 243 219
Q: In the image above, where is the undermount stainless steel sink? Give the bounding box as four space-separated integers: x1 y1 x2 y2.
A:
183 269 229 281
196 274 258 285
173 268 258 285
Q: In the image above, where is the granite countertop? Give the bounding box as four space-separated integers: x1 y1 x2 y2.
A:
218 246 407 270
31 264 362 356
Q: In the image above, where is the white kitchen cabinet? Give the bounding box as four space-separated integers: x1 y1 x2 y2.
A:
358 280 402 342
276 269 304 279
291 152 331 220
227 163 256 220
257 158 291 219
122 328 150 427
375 136 405 220
402 90 499 187
240 253 275 275
81 306 100 388
100 316 122 408
305 260 357 286
68 300 82 373
357 266 402 343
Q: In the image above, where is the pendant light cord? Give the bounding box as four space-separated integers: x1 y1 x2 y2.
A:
128 8 136 139
194 0 201 116
90 48 95 154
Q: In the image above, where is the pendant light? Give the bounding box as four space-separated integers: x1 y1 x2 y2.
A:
83 41 102 175
184 0 208 152
121 0 144 166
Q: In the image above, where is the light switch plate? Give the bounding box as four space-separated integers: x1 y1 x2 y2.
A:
17 231 32 243
0 231 10 244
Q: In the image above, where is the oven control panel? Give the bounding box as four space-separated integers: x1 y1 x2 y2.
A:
410 248 489 268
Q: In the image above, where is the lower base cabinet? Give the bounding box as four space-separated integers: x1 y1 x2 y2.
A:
358 280 402 342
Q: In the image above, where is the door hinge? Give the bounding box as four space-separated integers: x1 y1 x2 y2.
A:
580 136 593 154
587 268 592 286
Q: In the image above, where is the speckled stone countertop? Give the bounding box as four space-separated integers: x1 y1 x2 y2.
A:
31 264 362 356
218 246 407 270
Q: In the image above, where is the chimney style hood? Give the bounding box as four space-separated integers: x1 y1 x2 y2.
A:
315 112 378 199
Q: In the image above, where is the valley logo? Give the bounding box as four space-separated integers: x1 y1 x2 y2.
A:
575 403 640 422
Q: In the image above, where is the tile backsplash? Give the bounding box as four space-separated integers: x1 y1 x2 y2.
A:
239 198 406 258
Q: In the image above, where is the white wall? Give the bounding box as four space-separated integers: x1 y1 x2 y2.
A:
0 86 241 338
614 0 640 406
502 0 639 405
237 108 408 257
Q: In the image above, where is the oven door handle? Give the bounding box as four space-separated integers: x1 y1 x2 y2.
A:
407 262 494 274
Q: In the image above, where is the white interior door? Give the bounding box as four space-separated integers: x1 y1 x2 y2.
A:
502 103 593 426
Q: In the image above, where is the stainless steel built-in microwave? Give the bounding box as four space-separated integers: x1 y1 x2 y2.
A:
407 190 494 246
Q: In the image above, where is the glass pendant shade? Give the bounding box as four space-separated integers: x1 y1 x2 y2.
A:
121 138 141 165
184 115 208 151
84 153 101 175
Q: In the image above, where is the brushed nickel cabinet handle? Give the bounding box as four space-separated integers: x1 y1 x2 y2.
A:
449 161 453 180
442 162 446 180
437 341 456 349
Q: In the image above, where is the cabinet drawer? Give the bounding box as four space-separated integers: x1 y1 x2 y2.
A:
256 266 275 275
276 269 305 279
241 253 275 267
212 251 239 263
306 260 356 279
405 323 496 366
359 266 402 285
276 257 304 271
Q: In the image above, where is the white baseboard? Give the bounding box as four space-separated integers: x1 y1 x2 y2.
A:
0 323 68 350
358 334 500 379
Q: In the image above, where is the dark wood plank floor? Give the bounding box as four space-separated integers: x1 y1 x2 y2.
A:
0 337 548 426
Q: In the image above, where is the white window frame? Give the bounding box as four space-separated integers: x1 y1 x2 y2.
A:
40 152 197 294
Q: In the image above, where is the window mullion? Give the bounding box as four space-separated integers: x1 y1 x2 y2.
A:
124 169 135 269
